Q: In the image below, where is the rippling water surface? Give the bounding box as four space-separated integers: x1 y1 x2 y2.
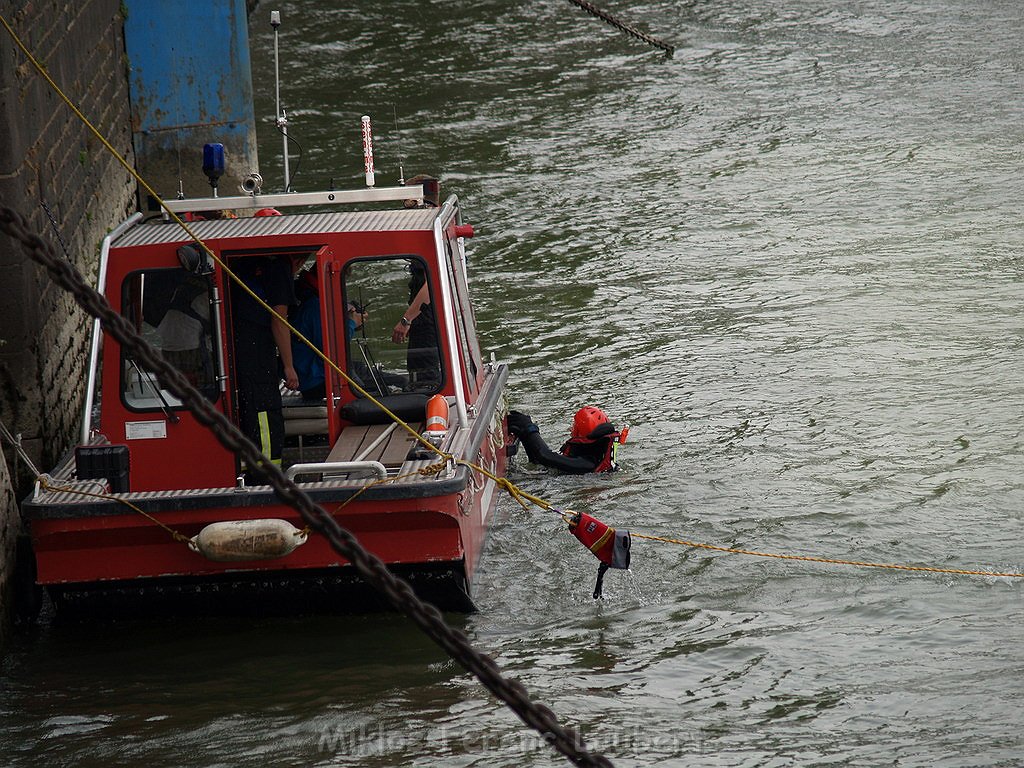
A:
3 1 1024 765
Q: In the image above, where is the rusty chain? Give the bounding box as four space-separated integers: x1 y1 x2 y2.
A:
566 0 675 57
0 207 613 768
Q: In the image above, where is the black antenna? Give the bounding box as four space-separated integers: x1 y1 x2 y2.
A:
271 9 292 190
171 45 185 198
392 105 405 185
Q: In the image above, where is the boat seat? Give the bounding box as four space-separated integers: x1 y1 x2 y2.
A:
281 389 328 434
281 393 329 461
339 393 429 425
282 404 328 437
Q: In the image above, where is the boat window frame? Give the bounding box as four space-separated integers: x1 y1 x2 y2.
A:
219 243 326 399
442 236 482 397
118 266 221 413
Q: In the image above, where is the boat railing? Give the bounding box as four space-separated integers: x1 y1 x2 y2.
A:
285 461 388 482
81 211 144 443
160 184 425 217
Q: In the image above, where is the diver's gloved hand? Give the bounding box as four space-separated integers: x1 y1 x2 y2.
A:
506 410 539 437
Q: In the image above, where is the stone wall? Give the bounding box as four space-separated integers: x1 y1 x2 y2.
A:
0 0 137 632
0 444 14 644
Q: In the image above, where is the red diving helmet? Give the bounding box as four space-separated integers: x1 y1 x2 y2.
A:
571 406 610 439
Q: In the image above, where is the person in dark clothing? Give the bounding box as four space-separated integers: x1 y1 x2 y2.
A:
506 406 628 474
391 260 441 388
231 254 302 472
290 268 327 401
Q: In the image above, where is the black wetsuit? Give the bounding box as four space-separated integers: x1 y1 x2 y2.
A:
507 411 618 474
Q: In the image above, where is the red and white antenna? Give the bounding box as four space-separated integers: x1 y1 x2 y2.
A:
361 115 375 187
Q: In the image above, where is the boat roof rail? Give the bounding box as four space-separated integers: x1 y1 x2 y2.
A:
161 183 425 216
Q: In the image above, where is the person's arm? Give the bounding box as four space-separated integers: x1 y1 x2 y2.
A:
518 431 599 474
271 305 299 390
392 283 430 343
507 411 599 474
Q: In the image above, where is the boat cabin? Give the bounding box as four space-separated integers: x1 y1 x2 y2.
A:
24 184 509 612
91 187 483 490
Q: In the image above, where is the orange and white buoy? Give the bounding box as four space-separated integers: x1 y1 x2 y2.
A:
425 394 449 444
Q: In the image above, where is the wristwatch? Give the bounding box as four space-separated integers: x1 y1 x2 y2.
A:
400 316 411 327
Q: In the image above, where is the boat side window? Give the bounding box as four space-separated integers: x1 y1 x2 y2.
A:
342 256 444 397
120 268 219 410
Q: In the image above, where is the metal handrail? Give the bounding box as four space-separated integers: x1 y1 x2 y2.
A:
81 211 144 443
160 184 424 215
285 461 387 481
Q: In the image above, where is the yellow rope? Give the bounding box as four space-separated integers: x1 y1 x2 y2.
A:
37 476 191 544
631 532 1024 579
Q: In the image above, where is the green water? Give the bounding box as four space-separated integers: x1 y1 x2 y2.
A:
3 1 1024 765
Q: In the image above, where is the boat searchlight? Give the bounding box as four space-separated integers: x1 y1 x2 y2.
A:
177 243 214 276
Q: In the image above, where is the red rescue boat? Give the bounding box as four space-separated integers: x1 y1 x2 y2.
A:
23 175 510 613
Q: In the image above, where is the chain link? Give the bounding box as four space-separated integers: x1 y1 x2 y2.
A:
566 0 675 56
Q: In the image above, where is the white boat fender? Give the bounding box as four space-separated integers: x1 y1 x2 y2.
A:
189 519 308 562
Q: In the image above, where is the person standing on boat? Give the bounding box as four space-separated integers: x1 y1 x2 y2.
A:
506 407 628 474
391 259 441 387
230 252 304 474
290 268 326 401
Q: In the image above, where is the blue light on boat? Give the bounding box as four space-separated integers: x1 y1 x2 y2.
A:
202 143 226 187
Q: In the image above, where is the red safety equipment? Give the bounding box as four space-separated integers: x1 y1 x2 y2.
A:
425 395 449 438
255 208 283 217
561 407 625 473
568 511 631 598
571 406 610 440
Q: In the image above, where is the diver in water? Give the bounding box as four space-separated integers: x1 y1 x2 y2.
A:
506 406 628 474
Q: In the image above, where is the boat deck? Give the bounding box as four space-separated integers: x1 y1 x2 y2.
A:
327 422 423 468
27 369 506 517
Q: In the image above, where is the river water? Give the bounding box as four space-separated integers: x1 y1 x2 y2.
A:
3 1 1024 765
